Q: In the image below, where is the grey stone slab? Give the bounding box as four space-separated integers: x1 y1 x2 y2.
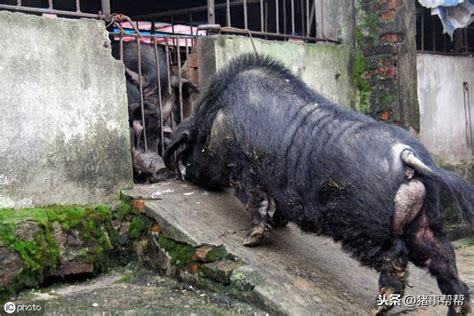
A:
131 180 467 315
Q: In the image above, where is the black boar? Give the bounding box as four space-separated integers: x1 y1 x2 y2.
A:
164 55 474 315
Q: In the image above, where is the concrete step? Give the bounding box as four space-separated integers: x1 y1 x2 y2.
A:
123 180 474 315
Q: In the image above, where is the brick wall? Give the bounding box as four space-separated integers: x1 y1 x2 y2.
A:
354 0 419 132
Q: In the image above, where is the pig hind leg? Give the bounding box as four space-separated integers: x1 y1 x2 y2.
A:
407 214 471 315
371 239 409 315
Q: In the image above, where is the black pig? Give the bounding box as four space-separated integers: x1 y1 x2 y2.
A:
164 54 473 315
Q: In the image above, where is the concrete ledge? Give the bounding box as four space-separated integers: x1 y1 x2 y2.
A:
123 180 474 315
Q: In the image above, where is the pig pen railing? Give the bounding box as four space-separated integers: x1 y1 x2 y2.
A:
133 0 340 43
0 0 111 19
110 20 200 183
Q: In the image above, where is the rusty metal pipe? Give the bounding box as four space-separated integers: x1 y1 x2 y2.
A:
136 37 148 152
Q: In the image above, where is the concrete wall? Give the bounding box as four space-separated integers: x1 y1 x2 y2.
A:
0 12 133 208
417 53 474 164
198 35 355 108
315 0 355 45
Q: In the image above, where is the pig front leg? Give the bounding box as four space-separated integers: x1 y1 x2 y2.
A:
235 170 272 247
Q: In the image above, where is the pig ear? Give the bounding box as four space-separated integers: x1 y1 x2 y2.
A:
170 76 199 94
182 80 199 95
126 68 149 89
163 129 191 169
125 68 140 85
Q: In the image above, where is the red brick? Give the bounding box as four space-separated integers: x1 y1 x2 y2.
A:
380 33 403 44
133 199 145 213
380 111 390 121
376 66 397 78
378 0 403 10
387 0 403 9
192 245 213 262
380 10 396 21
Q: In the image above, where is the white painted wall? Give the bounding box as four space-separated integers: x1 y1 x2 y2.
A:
417 53 474 164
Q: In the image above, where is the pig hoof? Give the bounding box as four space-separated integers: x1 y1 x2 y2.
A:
369 305 386 316
243 224 271 247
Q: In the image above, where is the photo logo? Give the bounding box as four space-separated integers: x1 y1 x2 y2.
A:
4 302 16 314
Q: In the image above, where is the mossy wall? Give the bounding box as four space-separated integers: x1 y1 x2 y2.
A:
0 201 138 300
353 0 419 131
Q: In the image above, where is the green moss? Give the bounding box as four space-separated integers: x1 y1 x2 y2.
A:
380 94 397 107
205 245 230 262
156 235 195 267
353 48 371 114
0 204 130 300
114 200 133 220
353 2 377 114
128 215 153 241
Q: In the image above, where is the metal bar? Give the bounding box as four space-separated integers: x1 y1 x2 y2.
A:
300 0 304 36
291 0 295 34
275 0 279 33
110 32 195 40
16 0 21 6
265 1 268 33
0 4 101 18
184 37 194 115
189 14 194 36
75 0 80 12
320 0 324 38
119 29 124 61
48 0 52 10
133 0 260 20
463 82 473 155
306 0 310 36
177 43 183 123
283 0 287 34
208 0 216 24
313 0 317 40
421 8 424 51
260 0 264 32
244 0 248 29
136 38 148 152
165 39 172 97
165 38 176 136
432 15 436 51
153 38 165 156
101 0 111 20
226 0 232 26
110 29 323 42
220 27 338 42
171 16 176 48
